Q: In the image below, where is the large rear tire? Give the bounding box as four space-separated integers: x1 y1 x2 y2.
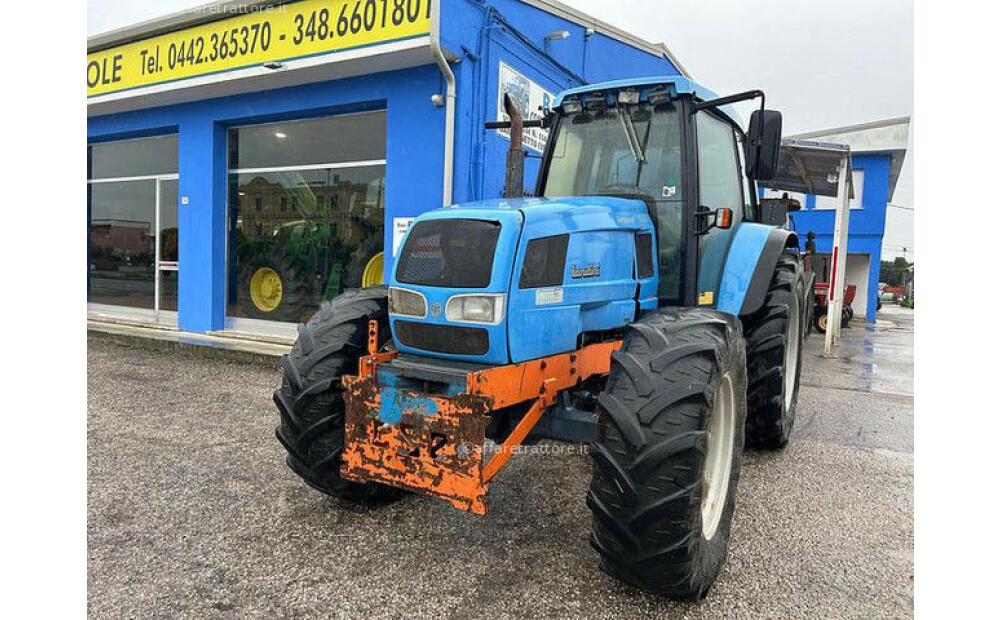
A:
238 249 314 322
743 251 805 449
274 286 402 502
587 309 748 600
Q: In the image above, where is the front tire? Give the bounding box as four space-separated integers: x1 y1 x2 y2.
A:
274 287 402 502
743 251 805 449
587 309 748 600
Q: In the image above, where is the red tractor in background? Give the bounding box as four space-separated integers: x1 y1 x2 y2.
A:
813 281 857 332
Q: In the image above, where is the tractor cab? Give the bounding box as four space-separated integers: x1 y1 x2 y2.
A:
535 77 782 308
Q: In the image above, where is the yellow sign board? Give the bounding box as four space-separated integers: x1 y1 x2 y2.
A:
87 0 432 97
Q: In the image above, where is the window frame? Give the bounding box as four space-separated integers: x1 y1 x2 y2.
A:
224 110 388 325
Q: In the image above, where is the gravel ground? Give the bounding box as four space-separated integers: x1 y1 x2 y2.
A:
87 309 913 619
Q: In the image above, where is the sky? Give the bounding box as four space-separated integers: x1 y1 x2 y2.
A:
88 0 914 260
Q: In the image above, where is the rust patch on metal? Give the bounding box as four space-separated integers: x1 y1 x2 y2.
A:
339 339 622 515
341 375 492 515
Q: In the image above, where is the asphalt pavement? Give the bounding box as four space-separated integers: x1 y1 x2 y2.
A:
87 307 914 619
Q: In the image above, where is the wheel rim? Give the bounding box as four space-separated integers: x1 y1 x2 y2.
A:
785 293 801 410
249 267 283 312
702 372 735 541
361 252 384 288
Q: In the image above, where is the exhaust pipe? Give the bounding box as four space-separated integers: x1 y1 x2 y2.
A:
502 93 525 199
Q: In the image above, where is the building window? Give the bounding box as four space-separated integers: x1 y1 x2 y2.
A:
815 169 865 209
226 111 387 324
87 134 179 315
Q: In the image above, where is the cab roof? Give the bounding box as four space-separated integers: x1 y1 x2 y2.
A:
554 76 742 127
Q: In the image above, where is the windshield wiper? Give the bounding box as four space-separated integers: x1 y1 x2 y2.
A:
619 109 645 163
633 115 654 186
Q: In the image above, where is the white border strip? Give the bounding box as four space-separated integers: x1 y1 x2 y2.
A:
229 159 386 174
87 173 180 184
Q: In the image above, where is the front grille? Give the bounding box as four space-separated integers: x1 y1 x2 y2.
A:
395 219 500 288
394 320 490 356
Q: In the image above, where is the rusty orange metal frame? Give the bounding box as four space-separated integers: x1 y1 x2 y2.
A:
340 321 620 515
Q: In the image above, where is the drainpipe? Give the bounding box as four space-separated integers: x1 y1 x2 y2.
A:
430 0 456 206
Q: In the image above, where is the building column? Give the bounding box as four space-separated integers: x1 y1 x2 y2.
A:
868 243 883 323
177 119 227 332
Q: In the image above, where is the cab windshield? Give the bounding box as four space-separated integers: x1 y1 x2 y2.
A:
541 103 685 301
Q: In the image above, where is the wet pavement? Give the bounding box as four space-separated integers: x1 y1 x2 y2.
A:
87 306 913 618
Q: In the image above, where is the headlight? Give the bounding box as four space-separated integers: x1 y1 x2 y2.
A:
388 287 427 318
445 294 505 325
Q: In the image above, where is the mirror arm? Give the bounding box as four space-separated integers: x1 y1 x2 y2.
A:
691 89 765 114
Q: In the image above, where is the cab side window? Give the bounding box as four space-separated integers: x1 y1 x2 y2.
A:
696 113 744 303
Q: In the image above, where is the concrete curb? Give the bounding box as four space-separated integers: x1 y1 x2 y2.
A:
87 319 290 366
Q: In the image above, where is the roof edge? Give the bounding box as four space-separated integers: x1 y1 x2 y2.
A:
518 0 690 76
787 115 911 141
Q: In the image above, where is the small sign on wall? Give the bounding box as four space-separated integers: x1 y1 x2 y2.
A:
392 217 414 257
496 61 554 153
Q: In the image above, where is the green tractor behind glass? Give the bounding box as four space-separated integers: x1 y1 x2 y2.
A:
234 172 384 322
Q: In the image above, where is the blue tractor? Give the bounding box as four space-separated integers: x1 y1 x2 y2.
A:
273 76 807 600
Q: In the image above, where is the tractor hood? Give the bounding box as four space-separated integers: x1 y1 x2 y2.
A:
388 196 657 365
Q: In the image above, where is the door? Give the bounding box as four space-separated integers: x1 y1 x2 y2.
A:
695 112 745 305
155 178 179 320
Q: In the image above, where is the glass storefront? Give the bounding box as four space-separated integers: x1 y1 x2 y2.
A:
227 112 387 324
87 135 179 317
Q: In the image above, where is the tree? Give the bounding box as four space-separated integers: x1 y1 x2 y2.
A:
880 257 912 287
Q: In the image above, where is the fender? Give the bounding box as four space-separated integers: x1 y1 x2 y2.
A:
716 223 799 317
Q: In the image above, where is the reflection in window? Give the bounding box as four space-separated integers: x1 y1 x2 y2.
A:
228 166 385 322
227 112 388 323
88 180 156 309
88 135 178 314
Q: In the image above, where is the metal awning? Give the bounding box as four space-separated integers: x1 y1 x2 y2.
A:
760 138 853 357
761 139 853 199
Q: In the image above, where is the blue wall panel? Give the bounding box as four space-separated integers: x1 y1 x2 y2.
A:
442 0 679 203
177 120 227 331
790 153 892 322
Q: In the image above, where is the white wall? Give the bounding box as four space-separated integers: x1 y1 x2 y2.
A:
815 169 866 209
845 254 870 318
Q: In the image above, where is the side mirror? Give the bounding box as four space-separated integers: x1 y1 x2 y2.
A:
745 110 782 181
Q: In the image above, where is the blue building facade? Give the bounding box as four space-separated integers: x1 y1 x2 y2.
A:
87 0 683 334
773 118 910 323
